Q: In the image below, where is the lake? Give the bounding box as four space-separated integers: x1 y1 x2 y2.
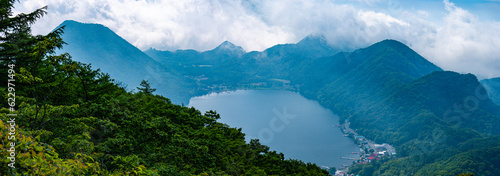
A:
188 90 360 168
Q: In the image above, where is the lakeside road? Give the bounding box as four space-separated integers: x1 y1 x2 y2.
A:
337 118 397 174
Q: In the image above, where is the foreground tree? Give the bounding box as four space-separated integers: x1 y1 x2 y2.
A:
0 0 46 62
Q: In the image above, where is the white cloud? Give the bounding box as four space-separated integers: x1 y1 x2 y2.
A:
13 0 500 78
409 0 500 79
14 0 294 52
359 11 410 27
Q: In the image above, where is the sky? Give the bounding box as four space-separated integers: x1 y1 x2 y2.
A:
13 0 500 79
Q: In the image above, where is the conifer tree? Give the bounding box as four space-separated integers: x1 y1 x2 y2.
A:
1 0 77 130
137 79 156 94
0 0 47 62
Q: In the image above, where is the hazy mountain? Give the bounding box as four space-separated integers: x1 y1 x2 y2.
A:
145 48 201 68
240 35 340 79
204 41 245 58
57 20 157 85
261 34 338 59
145 41 244 64
145 34 341 87
57 20 201 103
145 41 250 87
481 77 500 105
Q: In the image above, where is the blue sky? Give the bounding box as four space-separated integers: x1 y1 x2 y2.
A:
13 0 500 78
342 0 500 20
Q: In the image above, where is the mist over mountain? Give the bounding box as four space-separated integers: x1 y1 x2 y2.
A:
260 34 338 59
481 77 500 105
55 20 500 175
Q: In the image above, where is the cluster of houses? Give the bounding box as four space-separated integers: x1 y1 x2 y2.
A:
335 120 396 176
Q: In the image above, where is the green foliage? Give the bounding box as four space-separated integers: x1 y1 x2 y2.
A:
416 146 500 176
0 117 101 175
0 0 46 62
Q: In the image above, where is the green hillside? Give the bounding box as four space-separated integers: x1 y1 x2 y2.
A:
418 146 500 176
298 39 443 116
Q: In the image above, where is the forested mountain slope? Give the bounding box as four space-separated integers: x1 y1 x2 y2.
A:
295 40 443 116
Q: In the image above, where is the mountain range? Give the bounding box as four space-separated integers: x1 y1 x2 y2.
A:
57 20 500 175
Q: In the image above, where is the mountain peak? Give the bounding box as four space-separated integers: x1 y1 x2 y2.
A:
207 41 246 57
215 41 245 52
60 20 78 25
370 39 408 50
220 41 234 47
261 34 338 59
297 34 328 46
361 39 443 79
58 20 106 29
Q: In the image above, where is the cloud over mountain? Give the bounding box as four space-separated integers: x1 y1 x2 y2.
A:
14 0 500 78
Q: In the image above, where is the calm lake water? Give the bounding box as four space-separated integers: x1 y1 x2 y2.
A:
188 90 360 168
